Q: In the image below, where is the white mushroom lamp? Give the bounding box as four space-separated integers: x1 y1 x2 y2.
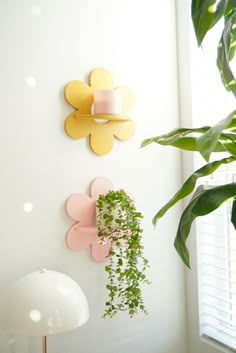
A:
0 269 89 353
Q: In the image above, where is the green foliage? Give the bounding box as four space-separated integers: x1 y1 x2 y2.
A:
96 189 150 318
141 0 236 267
174 184 236 268
217 10 236 96
142 111 236 159
197 110 236 160
192 0 228 46
152 156 236 225
191 0 236 96
231 197 236 228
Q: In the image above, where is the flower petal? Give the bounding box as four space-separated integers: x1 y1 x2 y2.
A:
65 113 94 139
66 224 97 251
65 193 95 224
89 67 113 90
65 80 93 113
113 120 135 140
90 176 114 200
89 125 114 155
91 238 111 263
116 86 135 113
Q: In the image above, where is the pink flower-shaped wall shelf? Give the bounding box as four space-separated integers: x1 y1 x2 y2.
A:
65 177 116 263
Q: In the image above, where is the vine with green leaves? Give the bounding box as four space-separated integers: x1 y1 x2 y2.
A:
142 0 236 268
96 189 150 318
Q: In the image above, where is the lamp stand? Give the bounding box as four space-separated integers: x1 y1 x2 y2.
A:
42 336 47 353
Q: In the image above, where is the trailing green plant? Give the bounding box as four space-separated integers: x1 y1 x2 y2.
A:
96 189 150 318
142 0 236 268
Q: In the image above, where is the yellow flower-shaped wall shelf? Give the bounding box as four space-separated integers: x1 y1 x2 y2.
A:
64 67 135 156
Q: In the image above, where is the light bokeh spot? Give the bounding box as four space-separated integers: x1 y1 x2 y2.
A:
29 310 41 322
26 76 37 88
23 202 34 213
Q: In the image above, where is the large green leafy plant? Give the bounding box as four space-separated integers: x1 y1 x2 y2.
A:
97 189 150 318
142 0 236 268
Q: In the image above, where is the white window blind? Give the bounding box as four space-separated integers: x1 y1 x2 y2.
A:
196 157 236 351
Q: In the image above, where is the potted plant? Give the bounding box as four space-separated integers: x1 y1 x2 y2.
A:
142 0 236 269
96 189 150 318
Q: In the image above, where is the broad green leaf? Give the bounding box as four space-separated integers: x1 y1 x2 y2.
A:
153 126 211 139
221 132 236 140
196 110 236 161
224 2 236 60
141 126 225 152
174 183 236 268
217 10 236 96
142 136 226 152
153 156 236 225
231 197 236 229
220 132 236 155
225 0 236 17
150 137 202 151
141 113 236 157
228 13 236 61
192 0 228 46
213 0 229 25
226 116 236 130
141 126 210 148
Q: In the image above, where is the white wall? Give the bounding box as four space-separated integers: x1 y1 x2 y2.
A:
0 1 187 352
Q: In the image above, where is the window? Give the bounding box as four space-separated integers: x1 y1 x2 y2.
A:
176 2 236 351
186 6 236 352
196 158 236 351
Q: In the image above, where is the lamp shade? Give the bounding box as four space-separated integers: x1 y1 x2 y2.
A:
0 270 89 336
